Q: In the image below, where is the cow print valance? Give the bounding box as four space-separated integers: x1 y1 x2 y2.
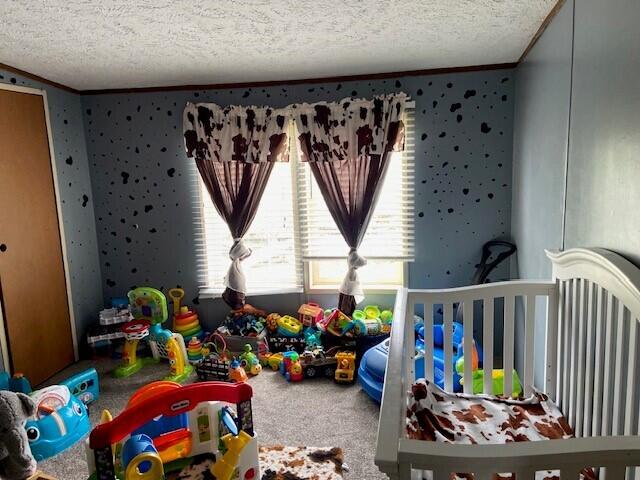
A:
291 92 407 163
183 103 290 163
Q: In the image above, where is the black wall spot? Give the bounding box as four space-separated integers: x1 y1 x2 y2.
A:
121 171 130 184
488 193 495 199
438 132 446 138
418 212 424 218
82 194 89 207
144 204 153 213
126 115 132 121
167 168 176 177
446 82 453 88
160 147 167 152
464 89 477 99
456 114 463 123
421 133 428 141
395 80 402 88
463 188 469 195
65 156 73 165
106 279 116 287
447 208 454 213
417 88 423 96
450 103 461 112
480 122 492 133
10 77 17 84
242 91 250 98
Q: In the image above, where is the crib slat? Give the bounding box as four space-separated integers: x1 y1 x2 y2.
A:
602 290 616 435
463 300 473 394
592 286 606 436
612 302 627 435
546 284 559 401
569 278 580 428
444 302 454 392
562 279 572 412
405 304 416 383
424 302 434 383
583 281 596 436
624 317 638 435
504 295 515 398
483 297 494 395
604 465 626 479
575 279 588 437
524 295 536 396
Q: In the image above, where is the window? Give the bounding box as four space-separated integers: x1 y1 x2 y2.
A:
296 108 415 291
196 108 415 297
197 161 302 297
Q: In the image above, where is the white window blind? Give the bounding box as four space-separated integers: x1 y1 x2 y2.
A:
296 108 415 261
197 161 303 296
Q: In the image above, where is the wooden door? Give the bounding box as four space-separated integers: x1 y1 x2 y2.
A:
0 88 74 385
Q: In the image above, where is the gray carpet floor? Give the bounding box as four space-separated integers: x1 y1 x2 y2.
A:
38 358 387 479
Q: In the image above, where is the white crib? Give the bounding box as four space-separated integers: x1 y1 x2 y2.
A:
376 248 640 479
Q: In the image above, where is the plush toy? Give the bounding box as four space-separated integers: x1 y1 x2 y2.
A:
0 391 37 480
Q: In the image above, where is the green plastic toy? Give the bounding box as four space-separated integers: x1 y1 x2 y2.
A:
456 356 523 397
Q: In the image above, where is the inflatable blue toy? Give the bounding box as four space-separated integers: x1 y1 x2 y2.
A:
358 320 477 403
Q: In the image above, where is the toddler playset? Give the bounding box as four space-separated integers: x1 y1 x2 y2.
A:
113 287 193 383
86 381 259 480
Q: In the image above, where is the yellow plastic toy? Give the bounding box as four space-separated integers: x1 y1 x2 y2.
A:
210 430 252 480
276 315 303 337
124 450 164 480
334 351 356 383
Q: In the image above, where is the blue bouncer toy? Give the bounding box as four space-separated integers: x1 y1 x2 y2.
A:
358 321 477 403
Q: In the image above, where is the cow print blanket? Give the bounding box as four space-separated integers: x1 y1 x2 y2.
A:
406 380 595 480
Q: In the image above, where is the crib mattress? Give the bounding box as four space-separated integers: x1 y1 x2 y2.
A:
406 380 595 479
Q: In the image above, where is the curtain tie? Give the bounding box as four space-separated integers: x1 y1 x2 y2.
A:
339 248 367 303
224 238 252 294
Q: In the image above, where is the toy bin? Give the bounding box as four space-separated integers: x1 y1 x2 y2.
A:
355 333 390 367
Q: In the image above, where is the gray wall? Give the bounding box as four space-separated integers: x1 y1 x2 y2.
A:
0 70 103 359
563 0 640 262
511 0 640 384
511 0 574 381
82 69 515 329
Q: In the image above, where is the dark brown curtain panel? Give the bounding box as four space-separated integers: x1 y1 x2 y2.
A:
293 93 407 314
184 103 289 308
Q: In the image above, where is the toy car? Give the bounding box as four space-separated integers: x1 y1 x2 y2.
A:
260 352 284 371
334 351 356 384
299 348 338 379
229 359 249 383
26 385 91 461
279 351 304 382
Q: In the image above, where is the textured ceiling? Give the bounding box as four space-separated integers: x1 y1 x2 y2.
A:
0 1 555 90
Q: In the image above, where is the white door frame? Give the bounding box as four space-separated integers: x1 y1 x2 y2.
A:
0 83 79 372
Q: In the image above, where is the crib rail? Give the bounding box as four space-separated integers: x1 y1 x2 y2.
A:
399 436 640 479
